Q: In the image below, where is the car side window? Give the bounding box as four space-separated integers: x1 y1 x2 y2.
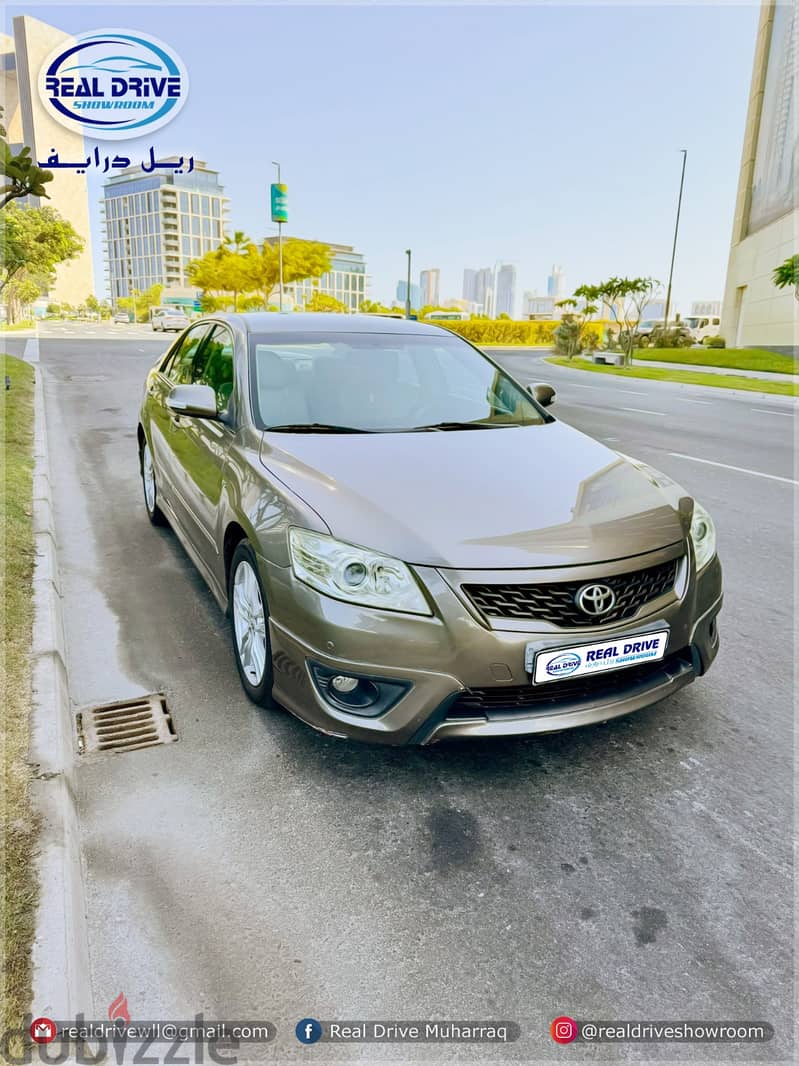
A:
192 325 235 412
162 324 210 384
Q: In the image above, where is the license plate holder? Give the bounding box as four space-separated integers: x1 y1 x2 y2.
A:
529 629 670 685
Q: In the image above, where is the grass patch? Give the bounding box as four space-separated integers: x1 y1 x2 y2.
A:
0 322 35 332
546 356 799 397
636 347 796 375
0 354 38 1051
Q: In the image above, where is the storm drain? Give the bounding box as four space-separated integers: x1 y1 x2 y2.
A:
76 694 177 755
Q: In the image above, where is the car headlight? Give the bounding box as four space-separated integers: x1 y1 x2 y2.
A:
690 500 716 572
288 528 431 615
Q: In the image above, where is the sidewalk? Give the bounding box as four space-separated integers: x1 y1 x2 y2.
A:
633 357 797 382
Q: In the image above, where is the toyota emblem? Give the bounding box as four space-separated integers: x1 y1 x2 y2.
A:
575 583 616 616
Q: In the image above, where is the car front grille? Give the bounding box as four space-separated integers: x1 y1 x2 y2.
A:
462 557 679 627
446 649 693 720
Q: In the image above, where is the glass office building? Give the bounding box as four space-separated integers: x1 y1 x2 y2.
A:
103 160 228 302
265 240 367 312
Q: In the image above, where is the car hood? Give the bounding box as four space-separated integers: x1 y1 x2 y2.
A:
258 421 691 568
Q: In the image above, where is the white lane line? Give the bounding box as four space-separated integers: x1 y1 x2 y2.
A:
603 436 621 442
749 408 794 417
23 338 39 363
569 383 599 390
684 399 714 406
620 407 666 416
616 389 648 396
669 452 798 486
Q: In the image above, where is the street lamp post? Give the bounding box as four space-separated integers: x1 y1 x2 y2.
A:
663 149 687 332
273 161 284 312
405 249 412 318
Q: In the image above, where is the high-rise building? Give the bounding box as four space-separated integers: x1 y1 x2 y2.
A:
690 300 722 317
396 279 421 307
267 240 366 312
547 265 566 300
2 16 95 304
463 267 493 313
419 268 440 307
462 268 477 302
103 160 227 303
722 1 797 349
495 263 517 317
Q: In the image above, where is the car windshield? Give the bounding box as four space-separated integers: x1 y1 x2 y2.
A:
682 317 701 328
249 331 551 432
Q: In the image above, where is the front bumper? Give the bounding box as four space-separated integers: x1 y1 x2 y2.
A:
264 548 722 745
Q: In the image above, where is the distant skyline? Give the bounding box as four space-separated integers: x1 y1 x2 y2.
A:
7 3 761 310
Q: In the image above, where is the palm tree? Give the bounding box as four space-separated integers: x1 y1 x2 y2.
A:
772 255 799 301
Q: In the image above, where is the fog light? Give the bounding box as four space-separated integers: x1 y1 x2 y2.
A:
331 675 359 694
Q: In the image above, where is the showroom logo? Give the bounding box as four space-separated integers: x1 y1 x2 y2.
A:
38 28 188 140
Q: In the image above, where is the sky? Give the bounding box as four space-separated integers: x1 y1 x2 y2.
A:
8 2 761 311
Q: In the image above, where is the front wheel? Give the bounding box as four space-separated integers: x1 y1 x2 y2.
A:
229 541 277 708
140 437 166 525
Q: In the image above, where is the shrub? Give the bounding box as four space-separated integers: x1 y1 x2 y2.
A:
648 324 693 348
704 335 726 348
553 316 582 357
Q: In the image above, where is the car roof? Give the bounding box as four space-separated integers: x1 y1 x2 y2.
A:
211 312 450 336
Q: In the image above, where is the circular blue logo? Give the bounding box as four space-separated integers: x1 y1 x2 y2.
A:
546 652 581 678
295 1018 323 1044
38 28 189 140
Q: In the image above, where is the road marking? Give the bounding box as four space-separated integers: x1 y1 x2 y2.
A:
684 399 714 406
603 436 621 442
569 383 599 389
669 452 798 485
749 408 794 417
620 407 666 416
616 389 648 396
23 338 39 363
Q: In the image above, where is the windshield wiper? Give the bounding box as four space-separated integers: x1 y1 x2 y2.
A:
415 420 508 431
266 422 374 433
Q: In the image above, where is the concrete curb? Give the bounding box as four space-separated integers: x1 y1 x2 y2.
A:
543 355 799 405
27 354 93 1022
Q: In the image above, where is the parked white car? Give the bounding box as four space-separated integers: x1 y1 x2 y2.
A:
681 315 721 343
151 308 191 333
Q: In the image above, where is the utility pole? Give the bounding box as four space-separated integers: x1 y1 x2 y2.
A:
663 149 687 332
272 161 284 312
405 249 412 318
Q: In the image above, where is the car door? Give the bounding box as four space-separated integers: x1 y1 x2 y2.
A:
149 322 213 518
170 323 237 581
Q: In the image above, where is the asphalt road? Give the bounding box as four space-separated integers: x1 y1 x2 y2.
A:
14 326 795 1063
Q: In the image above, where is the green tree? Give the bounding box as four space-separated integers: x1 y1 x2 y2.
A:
0 204 83 321
244 238 331 308
0 106 54 209
359 299 393 314
553 298 599 357
304 291 348 313
574 277 660 366
117 283 164 322
187 231 253 311
773 254 799 300
85 293 100 312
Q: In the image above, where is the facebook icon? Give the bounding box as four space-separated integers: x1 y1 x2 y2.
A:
295 1018 323 1044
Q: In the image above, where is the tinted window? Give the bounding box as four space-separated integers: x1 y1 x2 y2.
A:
163 324 209 384
192 326 235 411
248 332 550 432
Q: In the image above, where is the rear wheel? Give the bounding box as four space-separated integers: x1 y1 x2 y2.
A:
229 541 277 708
140 437 166 525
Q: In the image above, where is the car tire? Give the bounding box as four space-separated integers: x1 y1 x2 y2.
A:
140 436 167 526
229 540 278 709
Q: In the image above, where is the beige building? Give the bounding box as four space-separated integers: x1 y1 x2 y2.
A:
721 1 797 351
1 16 95 305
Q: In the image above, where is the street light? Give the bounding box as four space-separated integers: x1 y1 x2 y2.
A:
273 161 284 312
663 149 687 332
405 249 412 318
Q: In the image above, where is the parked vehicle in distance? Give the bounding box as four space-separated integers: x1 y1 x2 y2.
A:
151 307 191 332
681 314 722 343
113 311 131 323
137 313 722 745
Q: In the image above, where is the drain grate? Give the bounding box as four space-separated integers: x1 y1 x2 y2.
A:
77 694 177 755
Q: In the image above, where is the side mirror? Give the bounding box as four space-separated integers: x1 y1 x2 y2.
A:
528 382 556 407
166 384 218 419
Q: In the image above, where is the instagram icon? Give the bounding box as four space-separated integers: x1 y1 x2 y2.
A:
551 1016 578 1044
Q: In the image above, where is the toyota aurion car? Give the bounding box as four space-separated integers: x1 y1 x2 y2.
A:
137 313 722 744
152 308 191 332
